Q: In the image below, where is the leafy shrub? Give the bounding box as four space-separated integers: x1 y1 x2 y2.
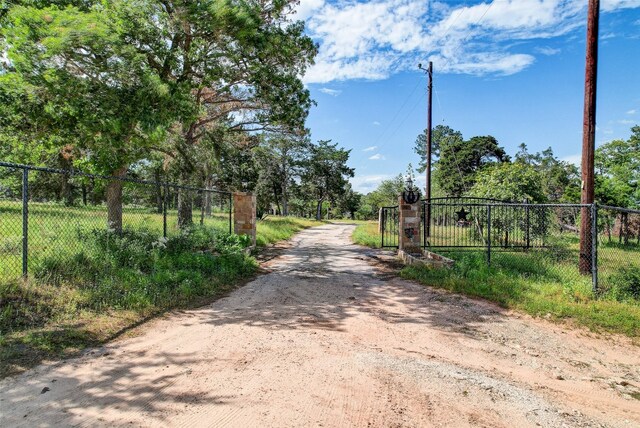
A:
607 267 640 301
29 225 256 313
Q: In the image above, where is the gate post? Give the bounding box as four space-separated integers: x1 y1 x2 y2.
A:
378 207 383 234
398 196 421 254
233 192 256 247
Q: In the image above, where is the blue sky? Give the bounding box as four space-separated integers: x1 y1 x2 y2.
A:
293 0 640 193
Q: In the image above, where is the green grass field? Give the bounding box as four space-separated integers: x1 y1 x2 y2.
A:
352 222 640 339
0 201 322 377
256 216 320 246
0 200 232 280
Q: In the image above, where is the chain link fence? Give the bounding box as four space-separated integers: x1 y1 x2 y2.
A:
418 200 639 295
0 162 233 281
597 205 640 299
1 162 236 334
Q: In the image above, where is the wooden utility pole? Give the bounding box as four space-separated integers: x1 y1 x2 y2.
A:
419 61 433 239
580 0 599 274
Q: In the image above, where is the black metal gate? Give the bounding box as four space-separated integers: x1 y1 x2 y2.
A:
421 197 506 249
381 205 399 248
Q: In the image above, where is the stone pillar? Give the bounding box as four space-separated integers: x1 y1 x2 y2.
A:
233 192 256 247
398 196 421 255
378 207 383 233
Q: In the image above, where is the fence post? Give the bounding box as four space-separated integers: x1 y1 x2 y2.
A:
525 199 530 250
22 167 29 277
422 202 427 248
228 193 232 235
380 209 384 247
591 203 598 293
163 184 168 238
487 205 492 266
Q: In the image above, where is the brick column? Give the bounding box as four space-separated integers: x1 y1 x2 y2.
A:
398 196 421 255
233 192 256 247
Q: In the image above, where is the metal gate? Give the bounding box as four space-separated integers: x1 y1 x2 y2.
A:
381 205 399 248
421 197 507 249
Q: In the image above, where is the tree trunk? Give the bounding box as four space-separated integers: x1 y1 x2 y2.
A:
203 177 213 217
155 168 163 214
271 183 280 215
316 200 323 221
82 182 87 206
177 173 193 230
623 213 629 245
106 166 128 233
282 183 289 217
200 197 205 226
62 171 74 206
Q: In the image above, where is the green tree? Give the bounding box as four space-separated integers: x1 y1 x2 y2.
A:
110 0 316 226
413 125 462 173
356 174 404 219
303 140 354 220
2 0 317 230
336 184 361 219
595 126 640 208
434 134 509 196
515 144 580 202
469 162 547 203
2 3 182 231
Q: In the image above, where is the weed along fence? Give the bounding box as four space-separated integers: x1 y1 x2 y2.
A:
381 197 640 294
0 162 233 281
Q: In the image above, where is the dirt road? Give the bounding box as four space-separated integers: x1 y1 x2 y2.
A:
1 223 639 427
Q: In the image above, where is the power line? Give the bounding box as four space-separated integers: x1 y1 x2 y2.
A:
359 2 469 161
354 1 496 164
352 78 423 162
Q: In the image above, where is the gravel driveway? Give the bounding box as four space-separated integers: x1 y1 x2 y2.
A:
1 223 639 427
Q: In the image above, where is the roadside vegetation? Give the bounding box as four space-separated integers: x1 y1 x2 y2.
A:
257 216 320 246
353 224 640 339
352 222 382 248
0 215 319 378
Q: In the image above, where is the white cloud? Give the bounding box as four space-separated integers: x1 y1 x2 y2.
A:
535 46 561 55
300 0 640 83
372 121 381 126
627 109 637 115
363 145 378 152
619 119 635 124
602 0 640 12
369 153 386 160
350 174 393 192
318 87 342 96
291 0 325 21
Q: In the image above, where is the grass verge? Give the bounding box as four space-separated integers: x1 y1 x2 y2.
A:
353 221 640 339
352 222 381 248
256 216 321 246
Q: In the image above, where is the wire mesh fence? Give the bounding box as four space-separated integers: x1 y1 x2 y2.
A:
409 199 638 295
597 205 640 298
0 162 233 284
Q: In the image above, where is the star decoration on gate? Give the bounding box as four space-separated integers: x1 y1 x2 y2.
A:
456 207 469 222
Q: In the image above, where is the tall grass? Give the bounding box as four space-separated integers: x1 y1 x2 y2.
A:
0 200 231 281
